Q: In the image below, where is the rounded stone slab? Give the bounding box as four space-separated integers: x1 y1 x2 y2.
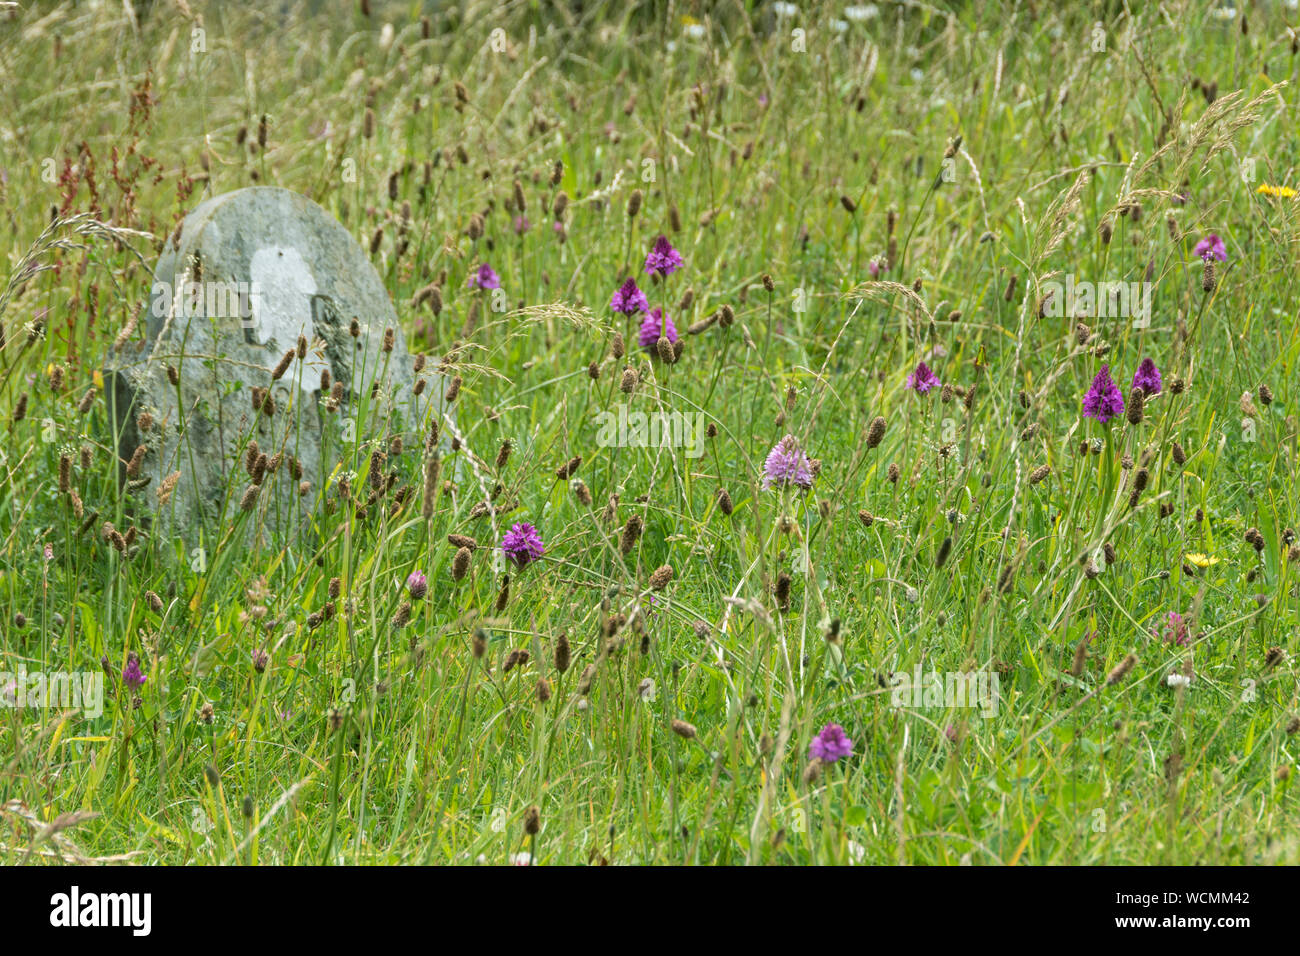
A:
109 186 447 544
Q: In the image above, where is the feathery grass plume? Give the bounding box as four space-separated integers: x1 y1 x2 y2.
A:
1245 527 1265 553
1265 646 1286 669
1201 260 1217 293
687 312 718 335
626 189 643 218
554 631 571 673
555 456 581 480
866 415 887 448
840 195 857 213
620 514 643 555
716 488 734 515
445 376 462 403
656 335 675 364
391 601 412 629
572 480 592 506
58 455 71 493
451 546 472 581
774 571 792 610
649 565 674 590
577 663 597 695
271 348 294 380
1126 387 1145 425
155 470 179 507
1106 653 1137 685
240 483 260 511
935 536 952 568
671 719 697 740
619 366 638 394
1071 631 1094 678
495 576 511 612
11 392 28 425
125 444 146 479
858 510 873 527
502 647 529 673
887 463 900 484
1258 384 1273 407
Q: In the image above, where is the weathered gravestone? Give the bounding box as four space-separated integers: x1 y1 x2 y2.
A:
107 186 448 543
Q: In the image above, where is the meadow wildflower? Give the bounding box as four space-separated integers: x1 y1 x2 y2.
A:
638 308 678 349
1082 365 1125 423
467 263 501 289
501 522 546 567
1154 611 1188 646
1194 234 1227 262
406 569 428 600
644 235 684 276
610 277 649 314
905 361 941 394
1184 552 1219 569
122 653 147 689
763 435 814 489
1132 358 1163 395
808 723 853 762
1256 183 1297 199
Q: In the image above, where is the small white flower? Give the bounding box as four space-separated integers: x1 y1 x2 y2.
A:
844 4 879 21
773 1 799 17
831 18 848 33
510 851 532 866
684 23 706 39
1166 673 1192 689
1210 6 1238 19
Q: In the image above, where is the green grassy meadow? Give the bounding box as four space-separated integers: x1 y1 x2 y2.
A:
2 0 1300 865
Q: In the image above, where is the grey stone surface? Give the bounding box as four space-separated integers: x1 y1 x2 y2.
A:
107 186 448 543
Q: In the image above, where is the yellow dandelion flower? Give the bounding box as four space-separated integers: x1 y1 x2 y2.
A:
1184 552 1219 568
1256 184 1298 199
92 369 104 389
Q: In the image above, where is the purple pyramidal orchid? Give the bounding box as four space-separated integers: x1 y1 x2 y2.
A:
1194 234 1227 262
638 308 678 348
1082 364 1125 423
610 278 649 315
809 723 853 762
762 435 814 490
905 361 941 394
643 235 684 276
467 263 501 290
501 523 546 568
1131 357 1162 396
